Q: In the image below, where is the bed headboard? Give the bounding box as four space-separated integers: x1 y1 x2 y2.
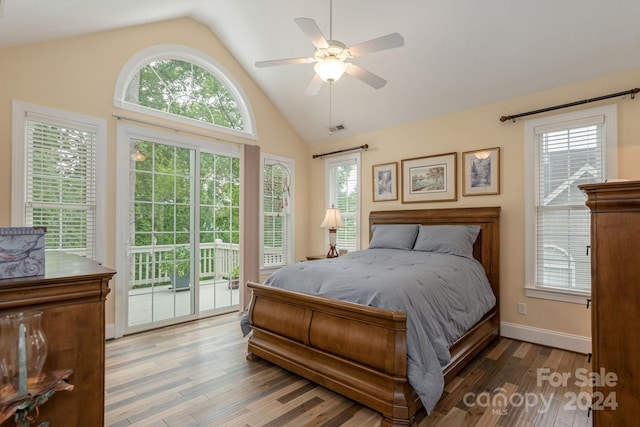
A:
368 207 500 303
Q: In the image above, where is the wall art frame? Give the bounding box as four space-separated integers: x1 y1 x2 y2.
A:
372 162 398 202
462 147 500 196
401 152 457 203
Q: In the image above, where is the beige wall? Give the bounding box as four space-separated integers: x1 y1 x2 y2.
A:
309 66 640 341
0 18 312 325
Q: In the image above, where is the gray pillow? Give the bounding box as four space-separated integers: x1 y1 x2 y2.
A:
412 225 480 259
368 224 419 250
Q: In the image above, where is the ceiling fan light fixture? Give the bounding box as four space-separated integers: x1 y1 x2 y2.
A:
131 149 146 162
314 58 347 83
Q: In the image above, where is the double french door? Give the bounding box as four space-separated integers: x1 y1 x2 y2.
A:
116 126 240 335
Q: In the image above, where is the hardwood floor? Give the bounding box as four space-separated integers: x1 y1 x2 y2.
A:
105 313 592 427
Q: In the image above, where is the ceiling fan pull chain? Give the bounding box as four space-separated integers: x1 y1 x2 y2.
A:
329 82 333 135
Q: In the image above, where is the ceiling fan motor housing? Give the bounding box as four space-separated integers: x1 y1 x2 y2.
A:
313 40 350 62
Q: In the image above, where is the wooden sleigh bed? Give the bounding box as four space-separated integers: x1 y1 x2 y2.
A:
245 207 500 426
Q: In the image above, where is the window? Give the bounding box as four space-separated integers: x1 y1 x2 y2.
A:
114 45 256 140
524 105 617 303
326 153 360 252
261 155 294 268
12 101 106 261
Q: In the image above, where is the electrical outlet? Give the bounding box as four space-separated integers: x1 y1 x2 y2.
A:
517 302 527 315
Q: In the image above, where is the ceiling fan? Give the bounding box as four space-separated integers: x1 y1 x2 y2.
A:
254 0 404 96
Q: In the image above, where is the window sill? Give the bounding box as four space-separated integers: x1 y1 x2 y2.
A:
525 287 591 305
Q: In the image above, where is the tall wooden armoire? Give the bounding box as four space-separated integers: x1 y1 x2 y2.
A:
580 181 640 426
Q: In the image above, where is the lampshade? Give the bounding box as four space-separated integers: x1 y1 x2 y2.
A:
314 58 347 83
320 205 344 229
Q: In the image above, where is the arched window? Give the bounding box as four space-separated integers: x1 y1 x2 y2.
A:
114 45 256 139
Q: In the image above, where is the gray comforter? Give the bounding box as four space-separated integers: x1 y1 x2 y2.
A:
241 248 496 413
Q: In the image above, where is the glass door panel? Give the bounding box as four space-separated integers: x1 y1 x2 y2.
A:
127 139 195 330
198 153 240 313
125 139 240 333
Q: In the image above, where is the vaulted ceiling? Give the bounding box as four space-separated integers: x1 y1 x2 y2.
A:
2 0 640 144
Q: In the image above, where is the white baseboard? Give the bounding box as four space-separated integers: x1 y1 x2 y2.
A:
500 321 591 355
106 323 115 340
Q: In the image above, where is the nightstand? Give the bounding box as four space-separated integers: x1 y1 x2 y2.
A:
305 254 327 261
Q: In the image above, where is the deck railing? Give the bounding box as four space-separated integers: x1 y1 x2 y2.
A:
52 241 285 289
130 241 239 288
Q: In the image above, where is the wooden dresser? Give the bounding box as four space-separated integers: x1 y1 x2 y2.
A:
0 252 115 426
580 181 640 425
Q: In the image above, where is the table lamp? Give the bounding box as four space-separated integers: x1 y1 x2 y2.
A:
320 205 344 258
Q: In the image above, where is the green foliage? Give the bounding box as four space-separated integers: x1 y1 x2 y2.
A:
223 265 239 280
333 163 358 247
131 59 244 131
199 153 240 245
159 245 191 278
334 163 358 212
132 143 240 248
173 246 191 277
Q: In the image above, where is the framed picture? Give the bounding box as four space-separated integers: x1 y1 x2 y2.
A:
401 152 457 203
462 147 500 196
372 162 398 201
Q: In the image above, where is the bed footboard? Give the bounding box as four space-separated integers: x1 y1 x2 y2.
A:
246 206 500 426
246 281 422 426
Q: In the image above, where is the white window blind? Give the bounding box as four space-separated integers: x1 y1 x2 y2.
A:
526 105 617 300
326 154 360 252
262 157 293 268
24 112 98 259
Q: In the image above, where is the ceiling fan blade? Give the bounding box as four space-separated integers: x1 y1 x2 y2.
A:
304 74 324 96
294 17 328 49
348 32 404 57
344 64 387 89
255 57 313 68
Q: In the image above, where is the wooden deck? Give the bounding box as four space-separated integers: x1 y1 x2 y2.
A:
127 280 239 328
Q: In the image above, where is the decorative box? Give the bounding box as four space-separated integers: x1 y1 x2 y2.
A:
0 227 46 279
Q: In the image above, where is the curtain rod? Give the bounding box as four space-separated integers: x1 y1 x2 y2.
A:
499 87 639 122
112 112 254 146
312 144 369 159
